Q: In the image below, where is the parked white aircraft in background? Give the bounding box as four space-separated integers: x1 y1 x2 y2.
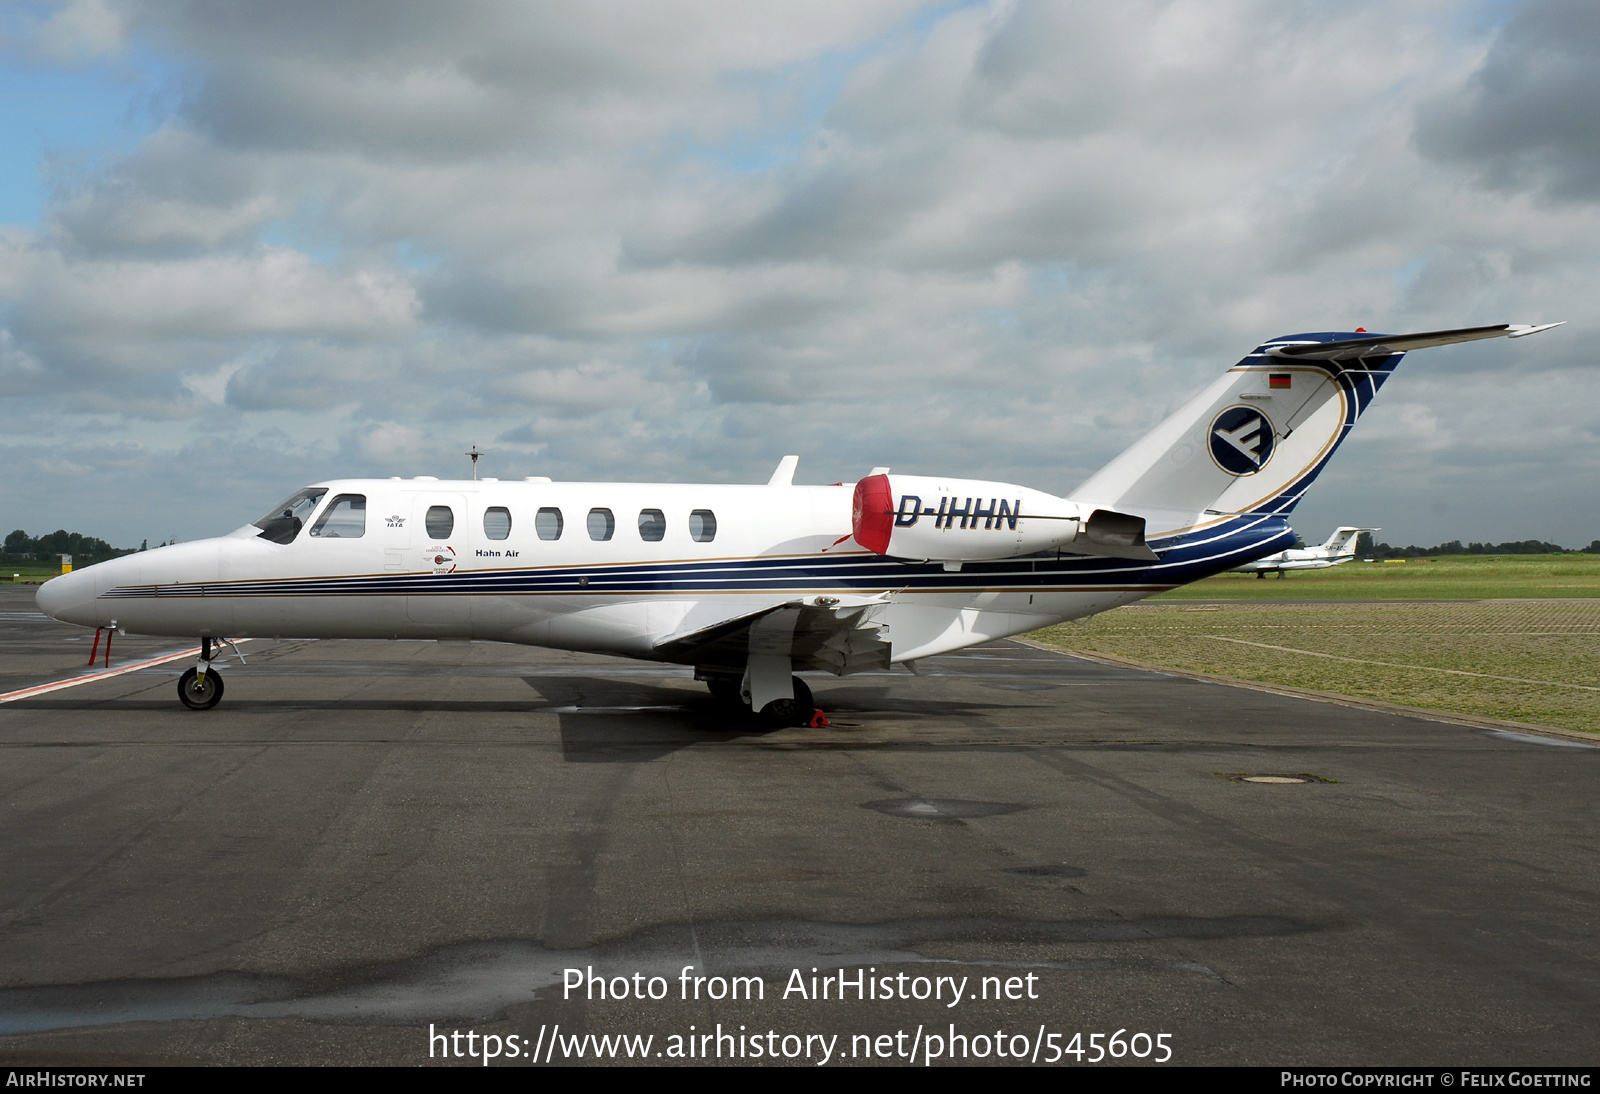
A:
1231 526 1377 577
37 323 1561 724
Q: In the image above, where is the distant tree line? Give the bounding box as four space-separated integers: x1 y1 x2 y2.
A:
3 529 144 565
1356 532 1600 559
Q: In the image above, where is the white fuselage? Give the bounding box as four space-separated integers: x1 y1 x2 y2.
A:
39 476 1203 666
35 323 1556 687
1232 548 1355 574
1231 526 1373 574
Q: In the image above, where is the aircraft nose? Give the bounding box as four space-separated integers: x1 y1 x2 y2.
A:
37 569 100 626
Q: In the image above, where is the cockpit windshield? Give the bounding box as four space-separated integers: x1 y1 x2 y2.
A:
253 488 327 545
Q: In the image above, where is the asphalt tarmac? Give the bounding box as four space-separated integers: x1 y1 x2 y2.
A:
0 584 1595 1067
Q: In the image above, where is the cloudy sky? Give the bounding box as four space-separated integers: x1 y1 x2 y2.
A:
1 0 1595 548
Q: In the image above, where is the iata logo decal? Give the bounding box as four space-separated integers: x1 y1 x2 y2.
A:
430 545 456 573
1209 406 1274 475
386 514 405 528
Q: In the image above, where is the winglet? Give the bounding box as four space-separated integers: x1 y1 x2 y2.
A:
768 455 799 487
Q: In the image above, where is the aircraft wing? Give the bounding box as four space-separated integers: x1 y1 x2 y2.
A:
652 595 892 675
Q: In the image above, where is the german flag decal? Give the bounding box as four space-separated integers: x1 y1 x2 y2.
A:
1268 373 1291 389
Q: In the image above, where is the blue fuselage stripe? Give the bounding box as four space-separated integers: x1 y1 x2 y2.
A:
103 516 1298 600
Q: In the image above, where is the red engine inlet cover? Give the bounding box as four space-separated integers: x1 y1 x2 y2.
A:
852 474 894 555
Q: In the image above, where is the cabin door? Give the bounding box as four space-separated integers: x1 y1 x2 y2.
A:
406 492 470 625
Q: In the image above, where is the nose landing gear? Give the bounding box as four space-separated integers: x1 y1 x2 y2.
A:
177 637 225 710
177 666 224 710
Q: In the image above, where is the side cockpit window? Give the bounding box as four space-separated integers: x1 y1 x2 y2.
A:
310 494 366 538
253 488 327 545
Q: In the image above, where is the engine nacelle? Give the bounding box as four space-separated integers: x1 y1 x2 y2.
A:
851 474 1156 562
848 473 1099 562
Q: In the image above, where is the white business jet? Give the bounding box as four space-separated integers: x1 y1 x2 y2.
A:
37 323 1561 724
1231 526 1378 577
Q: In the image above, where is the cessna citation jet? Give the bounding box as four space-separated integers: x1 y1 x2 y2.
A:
38 323 1561 724
1230 525 1377 577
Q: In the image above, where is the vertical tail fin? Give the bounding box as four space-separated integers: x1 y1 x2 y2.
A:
1069 325 1555 540
1320 526 1377 557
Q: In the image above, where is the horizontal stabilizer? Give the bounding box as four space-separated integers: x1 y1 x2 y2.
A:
1266 323 1563 364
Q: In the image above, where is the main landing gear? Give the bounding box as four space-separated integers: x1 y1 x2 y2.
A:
759 676 813 727
699 669 817 727
177 637 225 710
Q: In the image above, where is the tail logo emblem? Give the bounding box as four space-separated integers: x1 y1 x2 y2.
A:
1210 406 1274 475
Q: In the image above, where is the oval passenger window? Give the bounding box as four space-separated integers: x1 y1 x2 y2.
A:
638 509 665 542
588 508 615 541
536 507 564 541
689 509 717 543
425 505 454 540
483 507 512 540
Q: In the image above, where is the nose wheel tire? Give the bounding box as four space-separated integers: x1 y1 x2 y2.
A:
178 667 224 710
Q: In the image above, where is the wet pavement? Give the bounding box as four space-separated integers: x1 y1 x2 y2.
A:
0 585 1595 1066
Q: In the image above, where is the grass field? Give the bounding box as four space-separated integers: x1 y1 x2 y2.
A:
5 564 62 584
1033 599 1600 735
1156 553 1600 600
5 562 74 584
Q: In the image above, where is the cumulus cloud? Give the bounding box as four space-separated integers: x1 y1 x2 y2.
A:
32 0 125 60
1416 0 1600 201
1 0 1596 546
49 128 281 257
20 248 417 344
158 0 927 157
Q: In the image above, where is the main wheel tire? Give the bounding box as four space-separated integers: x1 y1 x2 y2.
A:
177 666 224 710
791 675 813 717
757 676 814 727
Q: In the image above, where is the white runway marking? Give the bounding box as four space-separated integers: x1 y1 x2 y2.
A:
1204 635 1600 692
1487 730 1597 749
0 644 250 704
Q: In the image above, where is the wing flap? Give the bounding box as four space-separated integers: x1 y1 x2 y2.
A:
652 596 892 675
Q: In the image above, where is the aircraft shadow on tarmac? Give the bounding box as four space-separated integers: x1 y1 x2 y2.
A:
16 671 1009 765
520 676 1011 764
